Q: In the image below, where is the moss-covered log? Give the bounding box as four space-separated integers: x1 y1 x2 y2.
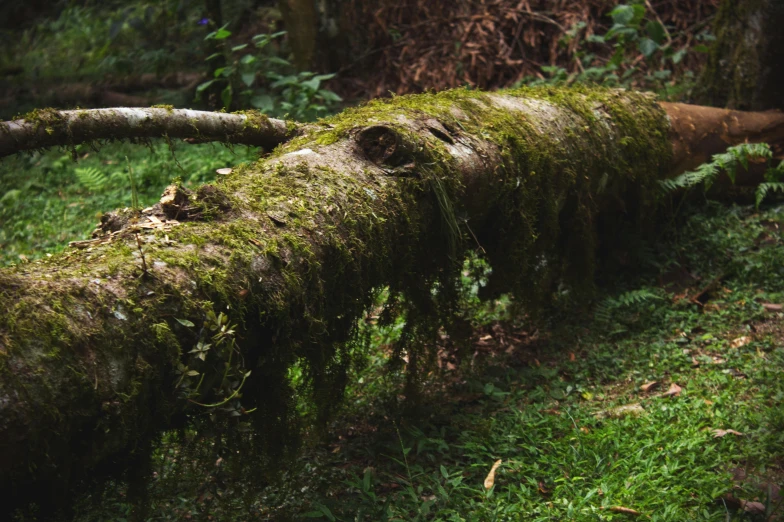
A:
2 86 784 513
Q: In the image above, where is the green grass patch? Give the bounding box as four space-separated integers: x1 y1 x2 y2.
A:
0 141 257 266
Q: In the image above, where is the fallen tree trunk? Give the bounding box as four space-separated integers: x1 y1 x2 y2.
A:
1 87 783 512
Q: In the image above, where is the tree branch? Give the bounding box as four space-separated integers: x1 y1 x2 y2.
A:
0 107 298 158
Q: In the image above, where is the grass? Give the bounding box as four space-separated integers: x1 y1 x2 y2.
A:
0 141 257 266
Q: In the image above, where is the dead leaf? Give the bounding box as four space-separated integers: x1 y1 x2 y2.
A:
609 506 641 516
740 500 767 515
730 336 751 349
569 352 576 362
640 381 658 392
661 383 682 397
762 303 783 312
216 167 233 175
711 428 744 438
483 459 502 489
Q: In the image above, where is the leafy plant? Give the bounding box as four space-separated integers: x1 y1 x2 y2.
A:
595 287 664 324
657 142 784 209
196 29 342 120
74 166 110 192
659 143 772 193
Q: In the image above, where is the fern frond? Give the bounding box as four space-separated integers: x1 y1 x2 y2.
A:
659 143 773 193
755 182 784 209
614 288 663 307
74 167 110 193
596 288 663 323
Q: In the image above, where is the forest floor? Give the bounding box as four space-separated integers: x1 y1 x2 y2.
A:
247 200 784 522
6 144 781 521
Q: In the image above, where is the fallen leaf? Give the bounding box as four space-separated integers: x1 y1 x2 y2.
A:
661 383 682 397
216 167 233 175
762 303 783 312
741 500 767 515
609 506 641 516
640 381 659 392
483 459 502 489
730 336 751 349
569 352 576 362
711 428 744 438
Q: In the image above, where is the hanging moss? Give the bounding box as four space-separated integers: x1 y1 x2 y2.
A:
0 85 671 514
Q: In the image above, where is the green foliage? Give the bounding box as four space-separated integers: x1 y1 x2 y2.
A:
0 2 208 82
756 182 784 208
197 30 343 120
74 166 110 193
595 287 664 324
659 143 772 193
657 142 784 210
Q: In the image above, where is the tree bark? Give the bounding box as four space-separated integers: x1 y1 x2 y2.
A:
2 87 784 512
279 0 319 71
694 0 784 111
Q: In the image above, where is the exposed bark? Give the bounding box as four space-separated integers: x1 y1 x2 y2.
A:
694 0 784 111
1 87 784 513
0 107 296 158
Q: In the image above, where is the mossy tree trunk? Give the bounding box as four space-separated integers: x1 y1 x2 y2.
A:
694 0 784 111
2 87 784 514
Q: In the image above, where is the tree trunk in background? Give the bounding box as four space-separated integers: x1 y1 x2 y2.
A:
695 0 784 111
278 0 349 73
3 87 784 515
279 0 319 71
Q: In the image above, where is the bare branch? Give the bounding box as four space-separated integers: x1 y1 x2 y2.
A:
0 107 298 158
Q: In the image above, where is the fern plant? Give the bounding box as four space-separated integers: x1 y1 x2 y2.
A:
74 166 110 192
756 182 784 208
755 159 784 208
658 143 772 193
659 142 784 210
595 288 664 324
